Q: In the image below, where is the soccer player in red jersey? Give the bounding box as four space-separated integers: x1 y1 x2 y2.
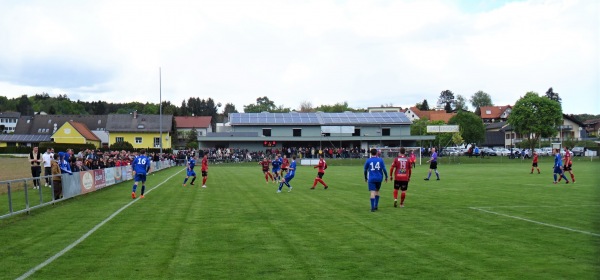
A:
311 155 329 190
389 147 412 208
409 150 416 169
201 154 208 188
560 147 576 183
530 151 540 174
259 157 274 183
281 155 290 175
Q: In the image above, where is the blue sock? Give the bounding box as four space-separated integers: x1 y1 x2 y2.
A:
553 174 557 181
141 185 145 195
562 174 568 182
375 195 380 208
435 171 439 179
427 172 431 179
278 182 283 191
370 198 375 209
132 184 137 193
183 178 188 184
285 182 291 188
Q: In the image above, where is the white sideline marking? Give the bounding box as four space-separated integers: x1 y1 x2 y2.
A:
17 169 185 280
469 207 600 237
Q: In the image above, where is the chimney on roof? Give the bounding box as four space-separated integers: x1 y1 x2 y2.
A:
133 111 137 119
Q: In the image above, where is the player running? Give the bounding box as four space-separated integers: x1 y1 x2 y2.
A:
311 155 329 190
182 154 197 186
364 148 388 212
281 155 290 175
271 154 282 182
390 147 412 208
553 148 569 184
559 147 576 183
530 151 540 174
131 149 151 199
201 154 208 188
277 155 297 193
259 157 274 183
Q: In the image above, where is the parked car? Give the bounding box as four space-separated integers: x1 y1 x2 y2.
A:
571 147 585 156
481 148 497 156
541 147 553 156
494 148 510 156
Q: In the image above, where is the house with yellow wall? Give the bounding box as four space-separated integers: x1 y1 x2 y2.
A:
52 121 101 148
106 112 173 149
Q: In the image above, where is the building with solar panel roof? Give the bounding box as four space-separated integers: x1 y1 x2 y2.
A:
202 111 434 151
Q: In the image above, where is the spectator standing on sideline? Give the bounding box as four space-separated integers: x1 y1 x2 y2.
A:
42 147 54 187
424 147 440 181
50 153 63 200
131 149 151 199
29 146 42 189
364 148 388 212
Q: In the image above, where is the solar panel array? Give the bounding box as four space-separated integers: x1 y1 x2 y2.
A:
229 112 410 125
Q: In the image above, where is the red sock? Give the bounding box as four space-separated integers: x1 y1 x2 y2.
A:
570 173 575 181
268 173 274 181
312 179 317 188
202 177 207 185
400 192 406 204
317 178 326 186
265 174 269 182
393 189 398 200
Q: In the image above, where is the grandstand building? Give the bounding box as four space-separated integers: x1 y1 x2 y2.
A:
201 112 434 151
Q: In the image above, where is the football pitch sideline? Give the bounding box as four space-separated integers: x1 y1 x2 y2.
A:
1 159 599 279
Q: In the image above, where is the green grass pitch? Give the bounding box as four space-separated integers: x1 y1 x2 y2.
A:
1 157 599 279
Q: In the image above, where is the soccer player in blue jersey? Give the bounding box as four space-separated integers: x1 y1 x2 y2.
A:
424 147 440 181
131 149 151 199
182 154 197 186
364 148 388 212
272 154 283 182
277 155 296 193
553 148 569 184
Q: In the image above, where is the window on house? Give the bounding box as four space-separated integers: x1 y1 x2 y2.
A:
154 137 160 148
505 134 510 139
293 128 301 137
135 137 142 144
262 128 271 137
353 128 361 136
382 128 390 136
485 110 492 115
116 137 124 143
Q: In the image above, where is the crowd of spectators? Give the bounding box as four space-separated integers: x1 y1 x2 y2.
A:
52 148 176 172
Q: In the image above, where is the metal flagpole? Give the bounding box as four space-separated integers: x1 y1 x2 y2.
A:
159 67 163 155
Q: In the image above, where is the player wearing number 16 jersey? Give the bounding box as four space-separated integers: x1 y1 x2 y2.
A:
389 147 412 208
131 149 151 199
364 148 388 212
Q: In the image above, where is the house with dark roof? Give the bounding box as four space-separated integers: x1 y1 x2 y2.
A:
52 121 101 148
106 112 173 149
174 116 212 149
482 122 510 147
479 105 512 123
583 119 600 138
1 114 107 147
0 111 21 133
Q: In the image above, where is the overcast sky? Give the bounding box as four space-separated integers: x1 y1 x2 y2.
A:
0 0 597 114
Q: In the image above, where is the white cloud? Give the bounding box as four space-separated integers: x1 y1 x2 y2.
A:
0 0 597 114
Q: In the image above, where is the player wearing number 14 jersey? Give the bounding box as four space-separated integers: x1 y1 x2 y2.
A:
389 147 412 208
364 149 388 212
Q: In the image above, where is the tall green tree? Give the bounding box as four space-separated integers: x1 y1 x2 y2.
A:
507 91 562 150
315 101 358 112
416 99 429 111
454 94 469 111
244 96 278 113
470 91 493 115
438 90 455 113
448 111 485 145
545 87 562 104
